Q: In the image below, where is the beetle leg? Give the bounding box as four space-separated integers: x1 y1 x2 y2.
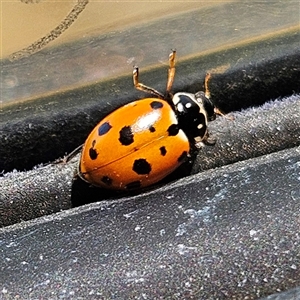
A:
204 73 234 119
133 66 164 99
204 72 212 99
195 132 216 148
166 50 176 95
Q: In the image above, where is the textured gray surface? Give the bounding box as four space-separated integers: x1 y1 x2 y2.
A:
1 146 299 299
195 95 300 171
0 161 75 227
259 286 300 300
1 95 299 227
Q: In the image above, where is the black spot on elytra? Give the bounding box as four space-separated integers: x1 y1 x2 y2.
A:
101 176 113 186
89 148 98 160
119 126 134 146
178 151 188 162
98 122 112 136
132 159 152 175
160 146 167 156
150 101 163 109
149 126 156 133
89 140 98 160
167 124 179 136
126 181 142 189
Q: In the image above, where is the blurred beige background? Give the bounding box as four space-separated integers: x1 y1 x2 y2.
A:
1 0 218 59
2 0 298 106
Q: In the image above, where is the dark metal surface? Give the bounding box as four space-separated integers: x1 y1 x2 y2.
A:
1 94 299 227
1 146 299 299
259 287 300 300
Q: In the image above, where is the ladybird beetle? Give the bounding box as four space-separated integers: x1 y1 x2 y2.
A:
79 51 218 190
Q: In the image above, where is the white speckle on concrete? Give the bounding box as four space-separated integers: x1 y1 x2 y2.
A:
123 209 139 219
160 229 165 236
249 229 258 237
177 244 198 255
